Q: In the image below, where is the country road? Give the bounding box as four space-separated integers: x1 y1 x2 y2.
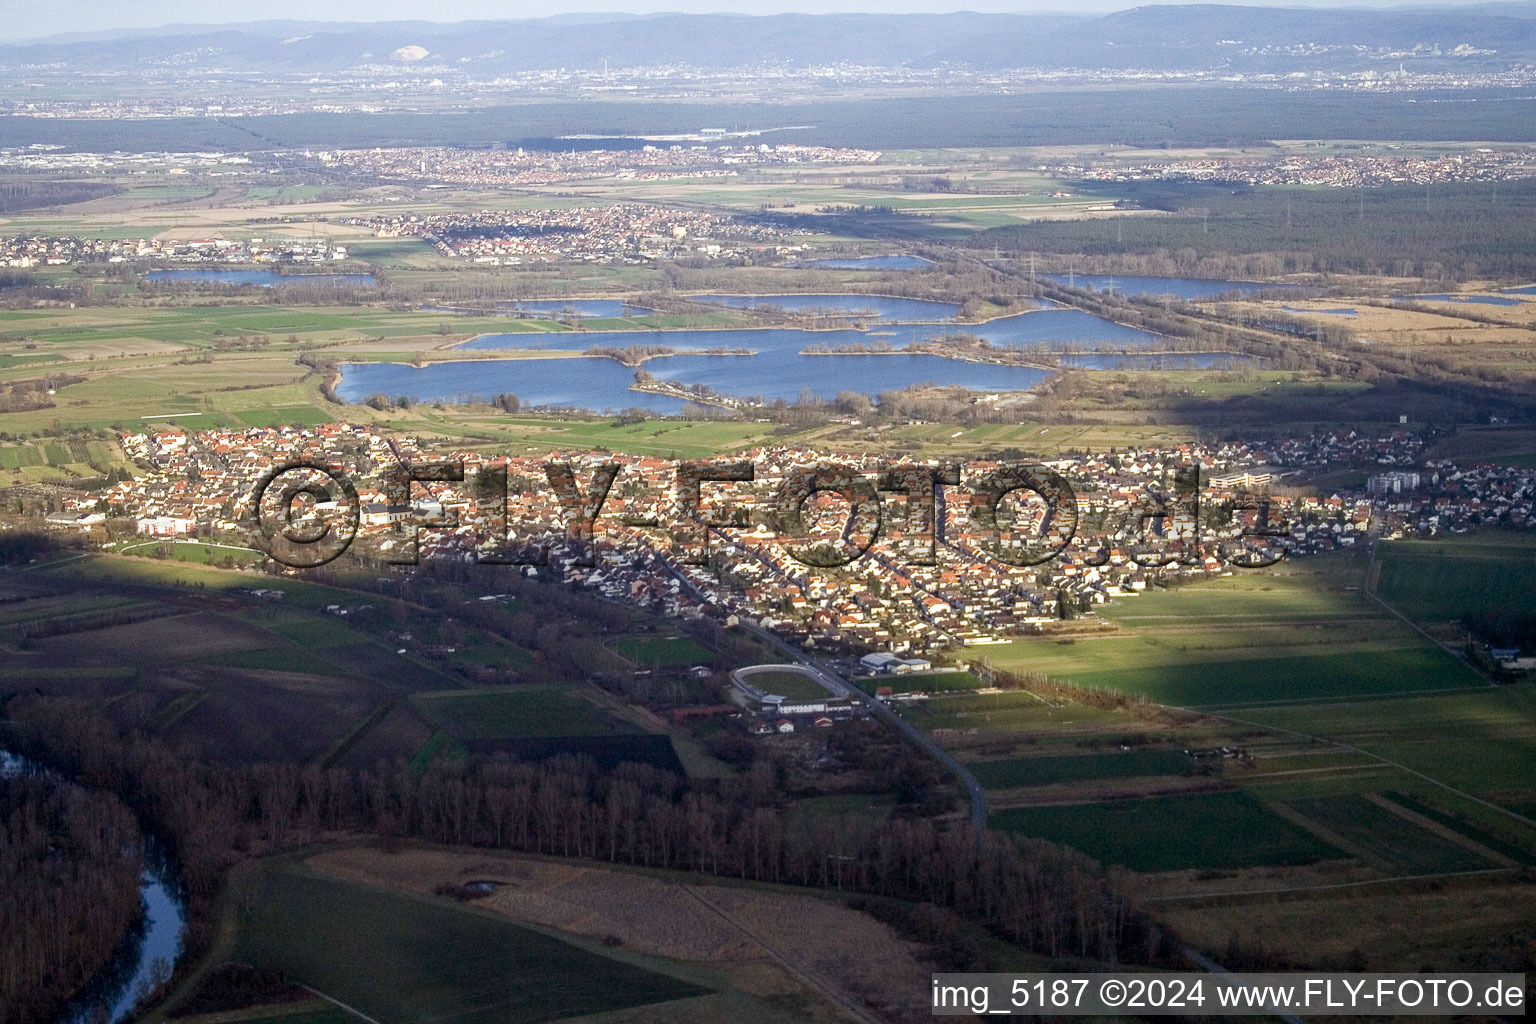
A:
739 621 988 829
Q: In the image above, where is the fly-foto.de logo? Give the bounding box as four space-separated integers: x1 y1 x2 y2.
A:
245 457 1289 572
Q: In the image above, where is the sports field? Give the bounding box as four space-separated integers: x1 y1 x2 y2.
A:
118 541 265 566
738 668 831 700
612 634 717 667
233 864 709 1024
853 670 982 695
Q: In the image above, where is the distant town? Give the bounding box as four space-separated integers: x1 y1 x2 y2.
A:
28 424 1532 665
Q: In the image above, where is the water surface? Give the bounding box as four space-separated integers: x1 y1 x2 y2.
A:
2 751 187 1024
1043 273 1310 300
1398 293 1523 307
144 269 373 288
1282 305 1357 316
688 293 961 320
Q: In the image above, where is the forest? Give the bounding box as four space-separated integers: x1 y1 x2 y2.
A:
0 766 144 1024
0 689 1163 1024
972 180 1536 281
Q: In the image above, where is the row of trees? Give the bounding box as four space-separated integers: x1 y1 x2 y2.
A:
0 768 144 1024
4 694 1160 994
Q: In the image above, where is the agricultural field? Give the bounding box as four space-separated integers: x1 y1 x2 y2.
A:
979 554 1485 708
965 749 1191 791
410 685 641 740
1156 877 1536 973
1374 531 1536 624
231 862 711 1024
915 691 1128 734
0 436 126 482
989 791 1344 872
304 845 938 1022
1283 794 1503 875
1428 425 1536 468
1236 686 1536 806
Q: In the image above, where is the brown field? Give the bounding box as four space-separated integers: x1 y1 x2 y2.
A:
28 610 272 665
309 846 937 1023
984 774 1232 808
1157 879 1536 972
1226 297 1536 341
146 664 396 764
332 704 437 771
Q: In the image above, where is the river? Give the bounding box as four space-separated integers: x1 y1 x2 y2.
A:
1 750 187 1024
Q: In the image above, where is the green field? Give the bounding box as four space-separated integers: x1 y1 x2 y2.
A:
1379 792 1536 865
739 668 830 700
411 686 639 740
967 749 1191 790
201 646 347 675
1375 532 1536 623
613 634 717 667
917 692 1127 734
1285 795 1498 875
1050 646 1482 709
118 541 265 566
1240 686 1536 798
233 864 708 1024
983 558 1485 708
989 791 1345 872
854 670 982 695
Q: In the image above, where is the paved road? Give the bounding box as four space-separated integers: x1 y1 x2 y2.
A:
740 622 988 829
654 530 988 827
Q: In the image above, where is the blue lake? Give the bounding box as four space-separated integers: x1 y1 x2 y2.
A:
144 269 374 288
339 353 1051 414
339 307 1166 412
792 255 933 270
1043 274 1310 300
1399 293 1524 306
457 308 1158 354
1282 305 1357 317
688 294 962 320
1503 284 1536 296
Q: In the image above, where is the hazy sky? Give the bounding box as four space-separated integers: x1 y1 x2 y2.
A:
6 0 1521 43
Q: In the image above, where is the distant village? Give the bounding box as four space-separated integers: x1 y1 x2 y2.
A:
320 143 882 187
1055 146 1536 188
26 424 1536 662
349 203 796 265
0 234 349 270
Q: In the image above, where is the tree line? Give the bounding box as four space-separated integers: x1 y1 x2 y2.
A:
0 766 144 1024
3 692 1169 1013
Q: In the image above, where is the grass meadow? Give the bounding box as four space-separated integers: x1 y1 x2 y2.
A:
233 864 708 1024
